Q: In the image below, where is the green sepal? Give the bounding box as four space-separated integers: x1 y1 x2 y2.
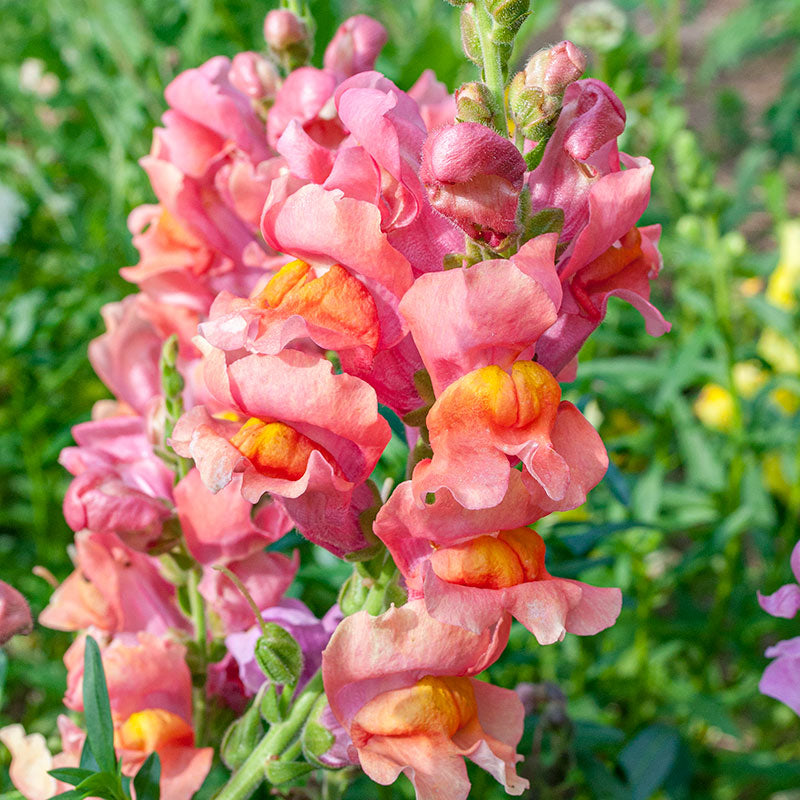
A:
301 696 337 768
221 695 265 770
260 682 284 724
263 761 316 785
255 624 303 686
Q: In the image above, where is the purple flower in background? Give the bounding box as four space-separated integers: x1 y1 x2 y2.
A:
226 598 341 695
758 539 800 714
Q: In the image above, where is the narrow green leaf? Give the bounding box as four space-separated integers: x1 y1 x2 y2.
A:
82 636 117 773
79 739 100 771
264 761 315 784
47 767 94 787
133 752 161 800
48 791 84 800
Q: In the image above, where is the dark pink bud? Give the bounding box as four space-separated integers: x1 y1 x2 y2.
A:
562 79 625 161
0 581 32 644
264 9 308 49
420 122 526 246
229 52 280 101
323 15 388 77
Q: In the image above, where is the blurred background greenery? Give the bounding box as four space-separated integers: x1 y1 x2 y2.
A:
1 0 800 797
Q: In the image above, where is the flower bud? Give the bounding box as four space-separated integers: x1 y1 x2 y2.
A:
420 122 526 247
263 9 312 71
460 5 483 65
323 15 388 77
229 52 280 101
509 41 586 138
486 0 530 27
255 622 304 686
455 81 499 126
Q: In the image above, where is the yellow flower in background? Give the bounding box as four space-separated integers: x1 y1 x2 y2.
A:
758 328 800 375
766 219 800 311
693 383 735 431
771 386 800 415
732 361 768 398
738 277 764 298
763 451 794 504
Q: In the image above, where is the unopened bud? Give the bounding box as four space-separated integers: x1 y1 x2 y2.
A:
486 0 530 27
264 9 312 71
460 5 483 65
229 52 280 101
421 122 526 247
323 15 388 78
455 81 498 126
509 41 586 138
302 695 351 768
255 622 303 686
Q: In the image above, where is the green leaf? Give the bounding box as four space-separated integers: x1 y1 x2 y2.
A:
74 772 125 800
47 768 94 787
79 739 100 771
133 752 161 800
82 636 117 774
48 792 85 800
619 725 681 800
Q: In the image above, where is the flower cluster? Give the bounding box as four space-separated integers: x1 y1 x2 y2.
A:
0 3 669 799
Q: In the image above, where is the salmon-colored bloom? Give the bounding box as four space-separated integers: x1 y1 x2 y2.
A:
63 633 212 800
39 531 187 635
399 234 561 395
174 468 291 565
323 601 528 800
200 258 381 369
171 346 389 556
413 360 607 510
375 480 620 640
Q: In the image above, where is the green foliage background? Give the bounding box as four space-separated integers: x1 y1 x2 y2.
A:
1 0 800 797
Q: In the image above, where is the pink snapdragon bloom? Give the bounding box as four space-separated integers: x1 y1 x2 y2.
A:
271 71 462 275
171 346 389 556
141 55 276 275
758 539 800 714
408 70 456 131
324 15 388 78
323 601 528 800
526 79 669 373
89 295 167 415
226 599 341 693
229 51 280 101
60 415 174 551
39 531 187 634
421 122 526 247
399 234 561 395
0 580 32 643
198 550 299 633
64 633 212 800
174 468 292 564
375 479 620 640
412 360 607 510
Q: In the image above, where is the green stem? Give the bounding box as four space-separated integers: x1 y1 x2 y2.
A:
474 1 509 137
187 568 209 746
216 673 324 800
